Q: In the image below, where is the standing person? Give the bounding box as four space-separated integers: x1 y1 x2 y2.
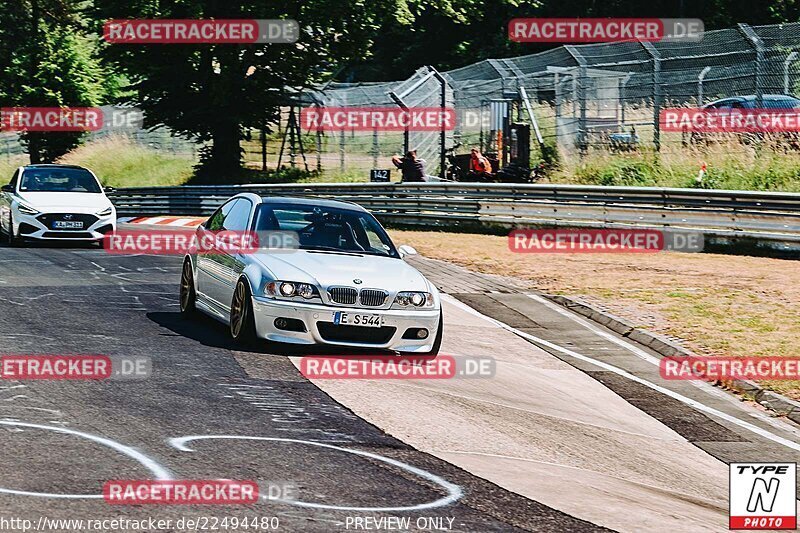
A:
391 150 426 182
468 147 493 180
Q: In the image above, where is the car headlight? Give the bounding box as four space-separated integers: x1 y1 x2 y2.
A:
97 206 113 217
264 280 319 300
393 291 434 308
17 203 39 215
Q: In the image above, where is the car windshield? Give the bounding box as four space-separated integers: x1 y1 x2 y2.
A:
19 168 102 193
253 202 399 258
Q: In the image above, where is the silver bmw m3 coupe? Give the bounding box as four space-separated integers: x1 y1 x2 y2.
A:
180 194 443 355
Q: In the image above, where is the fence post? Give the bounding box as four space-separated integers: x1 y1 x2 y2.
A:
389 90 410 156
641 41 662 152
260 121 267 171
316 129 322 172
738 23 764 108
372 127 379 169
565 46 588 155
784 51 798 95
431 68 449 179
339 129 345 173
697 66 711 105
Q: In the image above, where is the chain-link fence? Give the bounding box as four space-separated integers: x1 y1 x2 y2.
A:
286 22 800 181
5 23 800 182
0 106 202 165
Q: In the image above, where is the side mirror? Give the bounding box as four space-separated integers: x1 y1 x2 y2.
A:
103 186 116 193
398 245 418 258
1 184 13 193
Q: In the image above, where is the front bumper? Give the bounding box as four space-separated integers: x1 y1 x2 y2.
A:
252 296 441 353
13 208 116 241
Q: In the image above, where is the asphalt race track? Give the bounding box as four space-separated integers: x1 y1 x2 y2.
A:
0 243 606 532
5 240 800 533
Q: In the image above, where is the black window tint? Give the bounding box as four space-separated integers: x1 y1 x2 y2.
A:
206 199 238 231
764 97 799 109
9 169 20 189
19 167 101 193
223 199 252 231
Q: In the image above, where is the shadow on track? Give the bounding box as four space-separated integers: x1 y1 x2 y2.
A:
147 311 396 357
0 239 100 250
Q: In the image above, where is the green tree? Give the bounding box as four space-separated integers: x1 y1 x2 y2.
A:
90 0 387 175
0 0 108 163
348 0 800 82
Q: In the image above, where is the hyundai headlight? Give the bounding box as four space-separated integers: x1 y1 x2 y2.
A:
17 203 39 215
393 291 434 308
97 206 113 217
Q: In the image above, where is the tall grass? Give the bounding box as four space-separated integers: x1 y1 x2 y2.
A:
553 138 800 191
58 136 194 187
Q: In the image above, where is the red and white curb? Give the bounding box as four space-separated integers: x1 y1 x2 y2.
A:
118 216 205 228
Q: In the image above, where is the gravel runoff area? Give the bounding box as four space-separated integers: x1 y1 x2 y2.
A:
389 229 800 400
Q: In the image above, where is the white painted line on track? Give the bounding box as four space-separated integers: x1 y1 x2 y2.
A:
169 435 464 511
526 293 800 439
442 294 800 454
0 420 173 498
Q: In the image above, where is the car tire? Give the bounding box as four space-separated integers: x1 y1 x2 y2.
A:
230 279 257 344
4 213 19 247
179 259 197 316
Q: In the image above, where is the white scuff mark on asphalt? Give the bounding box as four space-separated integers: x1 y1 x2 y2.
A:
0 420 173 498
0 406 62 415
443 294 800 454
169 435 463 512
526 293 800 440
1 395 29 402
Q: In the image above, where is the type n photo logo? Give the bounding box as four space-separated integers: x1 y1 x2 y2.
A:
730 463 796 530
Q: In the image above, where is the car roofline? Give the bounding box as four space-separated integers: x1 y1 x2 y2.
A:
22 163 90 170
255 195 368 212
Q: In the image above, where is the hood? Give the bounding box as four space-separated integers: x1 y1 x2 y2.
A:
16 191 112 213
253 250 430 292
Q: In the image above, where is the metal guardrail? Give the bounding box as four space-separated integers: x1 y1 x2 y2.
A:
110 183 800 244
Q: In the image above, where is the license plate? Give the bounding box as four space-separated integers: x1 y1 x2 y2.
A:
332 311 384 328
54 221 84 229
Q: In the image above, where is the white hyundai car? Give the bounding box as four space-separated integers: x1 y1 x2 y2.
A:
0 164 116 245
180 194 443 355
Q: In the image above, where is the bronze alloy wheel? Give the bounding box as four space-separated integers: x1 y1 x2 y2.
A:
230 279 256 342
179 260 196 315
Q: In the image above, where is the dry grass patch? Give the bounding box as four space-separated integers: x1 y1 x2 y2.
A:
390 230 800 399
